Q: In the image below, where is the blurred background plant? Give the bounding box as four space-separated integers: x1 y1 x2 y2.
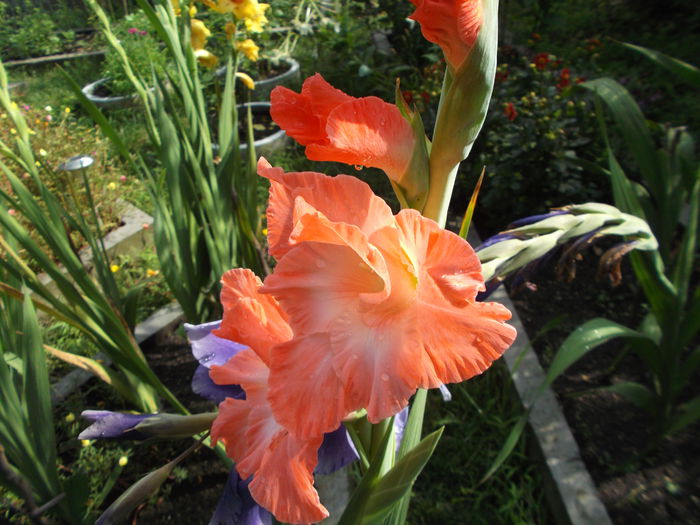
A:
0 102 141 256
0 1 77 60
461 44 608 234
480 46 700 474
97 9 170 96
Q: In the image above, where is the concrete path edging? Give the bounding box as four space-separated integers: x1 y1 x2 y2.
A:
491 285 614 525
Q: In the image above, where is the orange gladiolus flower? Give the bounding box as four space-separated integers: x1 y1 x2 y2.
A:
409 0 483 70
257 158 517 438
210 269 329 525
270 74 417 185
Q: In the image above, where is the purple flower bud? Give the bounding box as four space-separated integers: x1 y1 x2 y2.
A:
79 410 152 440
127 27 139 34
475 232 517 251
508 209 568 228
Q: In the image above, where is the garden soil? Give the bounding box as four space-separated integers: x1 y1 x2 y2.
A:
508 249 700 525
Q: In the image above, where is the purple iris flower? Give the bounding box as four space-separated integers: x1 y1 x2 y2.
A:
79 410 152 440
315 425 360 475
211 471 273 525
185 321 247 403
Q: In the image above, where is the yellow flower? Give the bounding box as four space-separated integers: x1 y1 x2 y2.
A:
240 2 269 33
39 148 47 157
65 413 76 423
10 128 17 135
146 268 159 277
107 182 117 190
209 0 269 32
235 38 259 61
118 456 129 467
236 72 255 90
110 264 120 273
81 439 92 447
64 107 71 114
191 19 211 50
189 4 197 16
195 48 219 68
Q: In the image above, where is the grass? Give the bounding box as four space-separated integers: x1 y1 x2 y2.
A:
408 362 554 525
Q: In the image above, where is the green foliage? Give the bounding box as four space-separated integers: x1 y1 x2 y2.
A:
100 9 169 96
468 47 606 231
0 2 75 61
541 49 700 446
293 0 419 100
0 283 91 524
0 58 185 414
408 365 554 525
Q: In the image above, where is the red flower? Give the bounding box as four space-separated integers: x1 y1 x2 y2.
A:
534 52 549 71
504 102 518 121
556 68 571 90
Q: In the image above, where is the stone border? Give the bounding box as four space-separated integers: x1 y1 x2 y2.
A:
48 200 158 405
38 199 153 294
465 228 612 525
491 286 613 525
4 50 106 68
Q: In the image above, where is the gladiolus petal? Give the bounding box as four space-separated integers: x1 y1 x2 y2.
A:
271 75 418 185
258 158 395 259
409 0 483 70
214 269 292 365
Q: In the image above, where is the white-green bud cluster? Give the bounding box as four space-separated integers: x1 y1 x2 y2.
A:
477 202 658 283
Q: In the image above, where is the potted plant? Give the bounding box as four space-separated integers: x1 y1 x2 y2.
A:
82 10 166 109
219 55 301 101
237 100 289 154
